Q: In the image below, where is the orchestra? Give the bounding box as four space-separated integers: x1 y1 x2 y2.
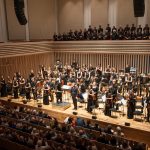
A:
1 60 150 122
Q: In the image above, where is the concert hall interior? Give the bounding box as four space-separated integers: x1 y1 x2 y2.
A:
0 0 150 150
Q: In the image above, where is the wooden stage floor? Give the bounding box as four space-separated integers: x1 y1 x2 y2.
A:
0 95 150 148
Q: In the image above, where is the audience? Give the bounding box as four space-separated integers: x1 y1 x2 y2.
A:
0 102 147 150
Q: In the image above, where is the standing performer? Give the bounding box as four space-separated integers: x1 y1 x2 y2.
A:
127 92 136 119
25 82 31 101
0 76 7 97
70 83 78 110
7 76 13 96
43 85 50 105
19 77 26 97
13 80 19 99
56 83 62 104
146 96 150 122
87 87 94 113
104 93 113 116
92 81 99 108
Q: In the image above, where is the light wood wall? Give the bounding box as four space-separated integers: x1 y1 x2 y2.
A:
0 52 54 79
27 0 56 39
57 0 84 33
117 0 136 27
91 0 108 28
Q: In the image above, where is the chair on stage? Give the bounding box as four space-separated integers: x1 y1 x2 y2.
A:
78 92 88 109
133 96 144 121
133 106 144 121
109 103 123 118
97 92 106 114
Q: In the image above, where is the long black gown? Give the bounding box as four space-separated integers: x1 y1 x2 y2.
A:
43 88 49 105
127 95 136 119
0 79 7 97
13 83 19 99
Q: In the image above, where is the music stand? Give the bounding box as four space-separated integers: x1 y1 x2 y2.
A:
61 85 71 102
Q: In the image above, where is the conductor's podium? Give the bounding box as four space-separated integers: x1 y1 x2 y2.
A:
51 102 71 111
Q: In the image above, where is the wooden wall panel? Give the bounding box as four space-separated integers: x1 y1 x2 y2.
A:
0 52 54 79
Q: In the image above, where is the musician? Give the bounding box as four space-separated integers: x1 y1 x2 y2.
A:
43 85 50 105
96 64 102 79
104 92 113 116
127 92 136 119
78 81 86 102
109 80 118 106
92 82 99 108
71 59 78 69
87 87 94 113
126 74 133 91
25 82 31 101
7 76 13 96
70 83 78 110
30 78 37 100
84 71 91 88
0 76 7 97
77 68 82 81
56 83 62 104
29 69 35 82
19 77 26 96
125 64 130 73
146 96 150 122
13 80 19 99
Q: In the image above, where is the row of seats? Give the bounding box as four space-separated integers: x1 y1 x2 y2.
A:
0 102 148 150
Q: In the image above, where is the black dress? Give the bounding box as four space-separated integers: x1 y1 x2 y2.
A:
7 80 12 96
127 96 136 119
25 85 31 100
13 83 19 99
87 91 94 113
43 88 49 105
0 79 7 97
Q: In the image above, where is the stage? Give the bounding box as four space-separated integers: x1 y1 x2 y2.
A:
0 95 150 148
